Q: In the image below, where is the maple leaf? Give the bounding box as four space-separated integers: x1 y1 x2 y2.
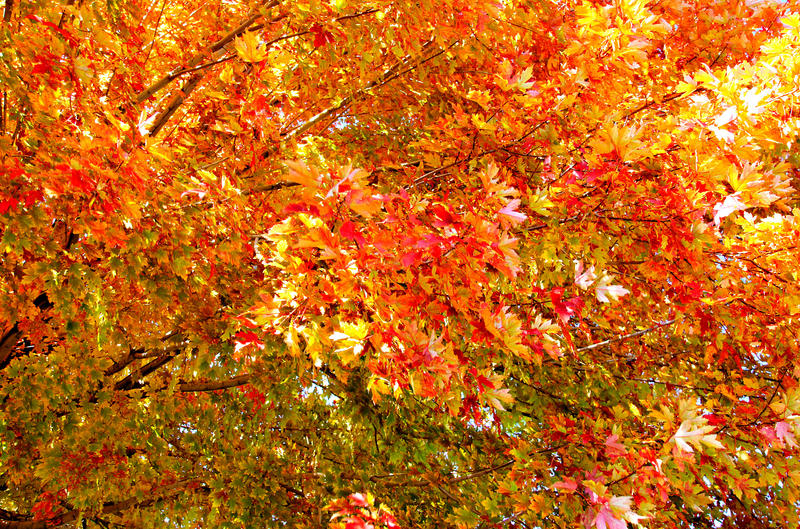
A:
234 31 267 63
233 331 264 353
553 479 578 492
574 260 598 290
284 160 322 188
594 275 629 303
0 197 19 215
759 425 778 445
584 495 645 529
340 220 366 246
311 24 335 48
604 434 627 459
349 493 369 508
713 193 747 225
484 386 514 411
590 506 627 529
671 418 724 453
498 198 527 226
775 421 799 448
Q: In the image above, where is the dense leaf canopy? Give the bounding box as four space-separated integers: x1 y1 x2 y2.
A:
2 0 800 528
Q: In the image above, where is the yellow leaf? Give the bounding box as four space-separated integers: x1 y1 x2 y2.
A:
485 387 514 411
367 377 391 403
219 64 235 83
284 160 321 188
781 13 800 29
234 31 267 63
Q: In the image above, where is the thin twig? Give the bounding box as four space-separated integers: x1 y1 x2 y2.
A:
576 319 677 353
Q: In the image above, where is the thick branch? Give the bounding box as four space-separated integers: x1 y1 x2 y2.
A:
178 373 253 392
0 324 20 370
145 6 384 138
113 353 178 391
103 349 137 377
135 3 279 104
137 3 283 135
146 71 206 137
3 0 14 22
0 294 52 372
0 480 198 529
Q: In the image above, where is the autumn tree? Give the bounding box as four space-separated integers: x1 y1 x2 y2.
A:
2 0 800 527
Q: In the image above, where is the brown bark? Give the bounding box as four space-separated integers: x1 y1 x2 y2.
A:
135 2 280 104
0 481 198 529
178 373 253 392
3 0 14 22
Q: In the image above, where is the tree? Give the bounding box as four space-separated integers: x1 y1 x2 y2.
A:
1 0 800 527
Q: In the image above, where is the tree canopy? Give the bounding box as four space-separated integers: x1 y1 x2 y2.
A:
2 0 800 527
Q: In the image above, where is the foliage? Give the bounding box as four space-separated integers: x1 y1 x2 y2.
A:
2 0 800 528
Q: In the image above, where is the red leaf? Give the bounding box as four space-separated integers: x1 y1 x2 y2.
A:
604 434 627 459
0 197 19 214
379 513 400 529
340 220 365 245
400 251 418 267
703 414 726 426
67 168 95 193
414 234 443 249
311 24 335 48
557 318 575 353
284 202 320 216
234 331 264 352
31 61 52 75
345 518 367 529
349 493 369 507
553 478 578 492
759 426 778 444
429 204 455 227
549 289 583 324
23 190 44 207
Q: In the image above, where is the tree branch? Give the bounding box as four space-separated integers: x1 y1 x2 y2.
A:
244 181 299 195
0 324 21 370
135 3 278 104
3 0 14 22
0 480 200 529
0 294 52 372
144 6 385 138
245 40 444 170
113 353 178 391
448 459 514 485
145 71 207 137
382 460 514 488
178 373 253 392
576 319 677 353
